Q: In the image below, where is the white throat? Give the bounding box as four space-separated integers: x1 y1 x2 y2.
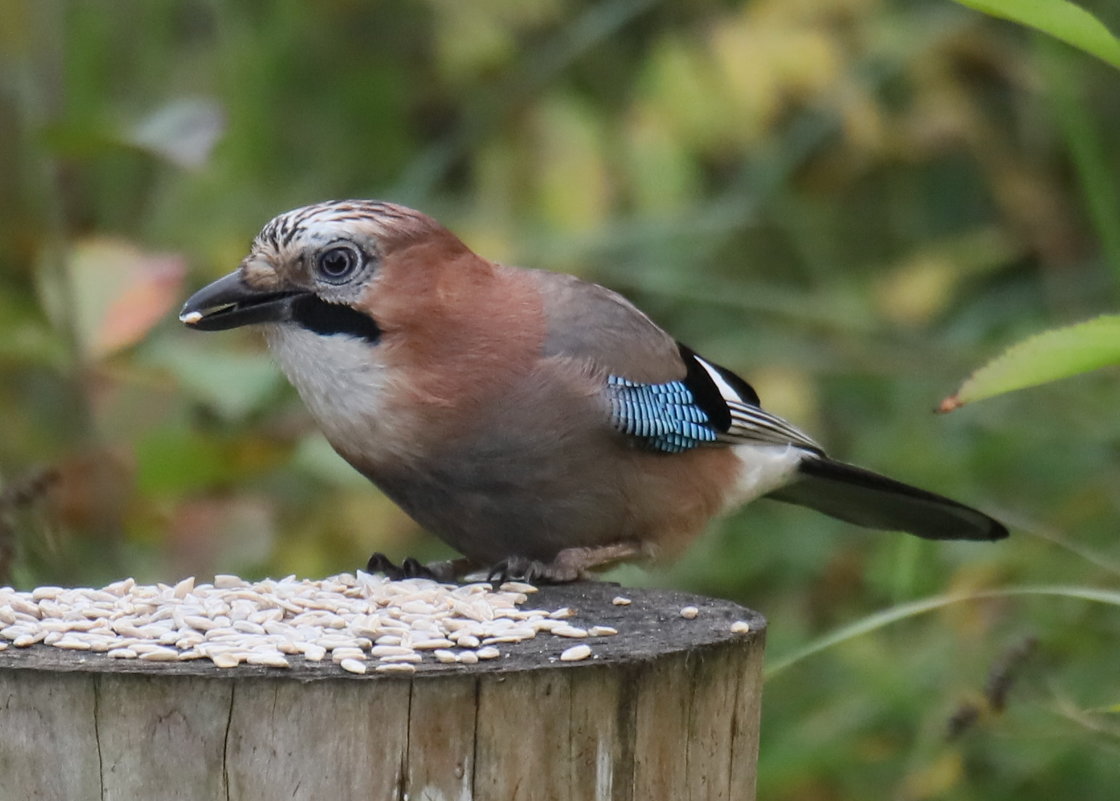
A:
264 325 398 458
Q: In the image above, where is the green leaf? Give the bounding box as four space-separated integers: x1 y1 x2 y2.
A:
141 337 283 423
953 0 1120 69
135 427 237 495
38 238 187 362
940 314 1120 411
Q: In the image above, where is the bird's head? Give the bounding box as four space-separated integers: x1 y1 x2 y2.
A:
179 200 453 342
179 199 540 468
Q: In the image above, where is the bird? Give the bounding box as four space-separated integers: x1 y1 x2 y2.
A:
179 200 1007 582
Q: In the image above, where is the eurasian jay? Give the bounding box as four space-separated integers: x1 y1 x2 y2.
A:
180 200 1007 582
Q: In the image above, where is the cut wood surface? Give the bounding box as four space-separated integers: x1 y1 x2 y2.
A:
0 581 765 801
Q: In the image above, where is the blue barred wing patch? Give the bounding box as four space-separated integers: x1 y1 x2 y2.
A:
607 375 719 453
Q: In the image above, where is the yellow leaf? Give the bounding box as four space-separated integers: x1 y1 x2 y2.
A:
53 238 187 361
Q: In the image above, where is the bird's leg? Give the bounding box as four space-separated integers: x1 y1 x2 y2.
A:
486 542 645 584
365 552 477 583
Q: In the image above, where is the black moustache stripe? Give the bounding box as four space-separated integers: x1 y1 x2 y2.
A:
290 296 381 343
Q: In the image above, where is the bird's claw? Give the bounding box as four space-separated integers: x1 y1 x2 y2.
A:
366 552 441 581
372 547 627 585
485 543 644 584
485 555 581 584
366 553 474 582
486 556 540 584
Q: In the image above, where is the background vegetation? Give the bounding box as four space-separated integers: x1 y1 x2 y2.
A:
2 0 1119 797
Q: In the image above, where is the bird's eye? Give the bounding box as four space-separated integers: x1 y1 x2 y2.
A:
315 245 362 283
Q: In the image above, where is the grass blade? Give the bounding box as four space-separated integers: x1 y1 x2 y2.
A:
767 585 1120 678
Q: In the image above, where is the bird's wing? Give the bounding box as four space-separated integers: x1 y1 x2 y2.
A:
531 270 823 455
533 270 684 383
605 346 824 454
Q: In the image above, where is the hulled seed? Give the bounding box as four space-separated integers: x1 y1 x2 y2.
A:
588 626 618 637
560 644 592 662
245 652 290 668
0 572 628 672
340 658 367 675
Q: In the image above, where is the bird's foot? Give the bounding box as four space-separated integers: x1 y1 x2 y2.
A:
486 556 563 584
485 542 646 585
365 552 473 583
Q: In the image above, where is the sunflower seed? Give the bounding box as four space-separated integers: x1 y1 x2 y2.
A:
245 652 290 668
560 644 592 662
1 571 625 673
340 658 367 675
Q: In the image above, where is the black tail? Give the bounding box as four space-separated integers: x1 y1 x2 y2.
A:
768 457 1008 541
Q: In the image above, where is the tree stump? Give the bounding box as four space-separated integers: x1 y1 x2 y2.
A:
0 581 765 801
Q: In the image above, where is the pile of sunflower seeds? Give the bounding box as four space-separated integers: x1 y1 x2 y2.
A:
0 572 616 674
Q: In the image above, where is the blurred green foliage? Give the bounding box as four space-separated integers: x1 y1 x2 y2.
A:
2 0 1119 798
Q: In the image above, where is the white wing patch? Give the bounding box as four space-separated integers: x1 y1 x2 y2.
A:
695 356 741 400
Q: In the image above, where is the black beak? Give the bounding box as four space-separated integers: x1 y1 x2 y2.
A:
179 271 305 331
